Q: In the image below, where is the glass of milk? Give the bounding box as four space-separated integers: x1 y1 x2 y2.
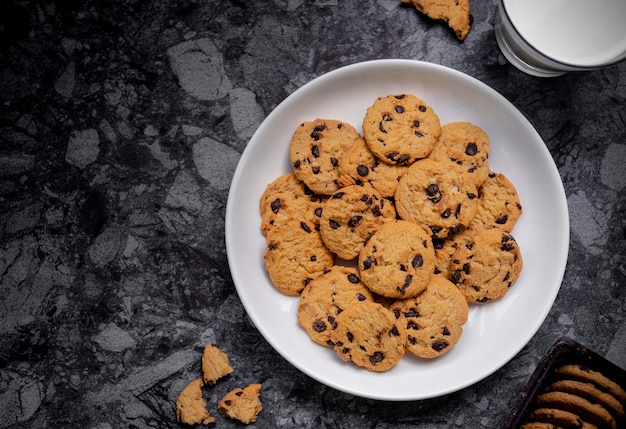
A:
495 0 626 77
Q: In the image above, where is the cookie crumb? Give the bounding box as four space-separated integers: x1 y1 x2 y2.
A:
202 343 234 385
217 384 263 424
175 379 215 425
401 0 472 41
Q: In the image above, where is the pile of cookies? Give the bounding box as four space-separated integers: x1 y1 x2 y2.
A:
261 93 523 372
175 344 263 425
519 364 626 429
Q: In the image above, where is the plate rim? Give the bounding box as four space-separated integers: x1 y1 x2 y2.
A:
225 58 570 401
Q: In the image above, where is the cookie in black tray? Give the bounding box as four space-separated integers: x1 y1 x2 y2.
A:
502 336 626 429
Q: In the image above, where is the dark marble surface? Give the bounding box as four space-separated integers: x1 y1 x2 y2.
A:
1 0 625 428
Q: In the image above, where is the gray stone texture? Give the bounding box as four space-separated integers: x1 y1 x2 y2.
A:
0 0 625 428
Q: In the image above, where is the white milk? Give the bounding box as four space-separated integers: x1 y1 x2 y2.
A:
503 0 626 67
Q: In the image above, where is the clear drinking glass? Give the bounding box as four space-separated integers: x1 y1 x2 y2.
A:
495 0 626 77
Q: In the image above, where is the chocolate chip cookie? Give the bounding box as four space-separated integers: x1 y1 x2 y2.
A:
391 275 468 358
260 172 325 236
290 118 361 195
363 94 441 166
319 184 396 260
395 158 479 238
330 300 407 371
358 220 435 299
264 219 334 295
449 228 523 303
298 265 374 347
429 121 490 187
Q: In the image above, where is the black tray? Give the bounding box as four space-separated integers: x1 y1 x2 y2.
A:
502 336 626 429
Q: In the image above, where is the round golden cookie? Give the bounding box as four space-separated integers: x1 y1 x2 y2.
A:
289 118 361 195
526 408 585 428
546 379 625 424
260 172 325 236
449 228 523 303
536 391 617 429
519 423 560 429
554 364 626 406
298 266 374 347
319 184 396 260
337 137 408 198
470 171 523 232
330 300 407 372
358 220 436 299
264 219 334 296
390 275 468 358
394 158 479 238
362 94 441 166
429 121 491 187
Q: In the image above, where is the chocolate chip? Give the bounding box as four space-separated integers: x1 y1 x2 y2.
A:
268 241 278 251
310 255 316 261
412 255 424 268
362 256 376 270
386 152 399 162
407 321 419 330
300 222 311 233
332 192 345 199
463 263 470 274
369 351 384 365
408 335 417 345
426 184 439 196
312 166 320 174
397 275 412 293
372 206 382 217
314 207 322 217
496 214 508 224
311 145 320 158
379 121 388 133
383 113 392 121
432 341 448 352
331 157 338 167
395 105 405 113
418 105 427 112
271 198 281 213
412 120 420 128
404 308 419 317
329 219 340 229
293 160 301 169
357 293 366 301
348 215 362 228
441 209 450 218
442 327 450 336
451 270 461 283
357 165 369 176
399 264 407 272
347 273 360 283
394 94 406 99
313 320 327 332
465 143 478 156
390 326 400 336
346 332 354 342
396 155 410 165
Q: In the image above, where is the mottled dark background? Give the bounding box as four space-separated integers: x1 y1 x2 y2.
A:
1 0 625 428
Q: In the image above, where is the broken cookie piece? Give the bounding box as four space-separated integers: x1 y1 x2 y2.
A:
202 343 234 385
217 384 263 424
175 379 216 425
401 0 472 41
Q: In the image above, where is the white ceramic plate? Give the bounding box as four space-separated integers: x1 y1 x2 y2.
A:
225 59 569 401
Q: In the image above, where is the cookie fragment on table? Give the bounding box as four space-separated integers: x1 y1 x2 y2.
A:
202 343 233 385
175 379 215 425
217 383 263 424
401 0 472 41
